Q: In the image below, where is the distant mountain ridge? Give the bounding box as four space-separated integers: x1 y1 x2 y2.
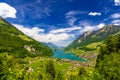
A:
0 17 53 58
65 25 120 51
42 42 64 49
42 42 58 48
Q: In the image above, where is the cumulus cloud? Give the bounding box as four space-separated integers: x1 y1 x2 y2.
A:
79 21 105 33
13 24 75 46
112 20 120 25
111 13 120 18
114 0 120 6
0 3 17 18
88 12 101 16
13 24 45 36
50 26 82 34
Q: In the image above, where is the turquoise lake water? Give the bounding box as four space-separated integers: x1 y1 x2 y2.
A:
52 49 87 62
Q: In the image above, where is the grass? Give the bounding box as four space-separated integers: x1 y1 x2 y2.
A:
25 57 74 76
54 61 73 72
18 35 33 41
86 41 103 49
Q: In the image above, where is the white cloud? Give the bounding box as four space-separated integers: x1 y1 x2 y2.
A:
88 12 101 16
0 3 17 18
50 26 82 34
65 11 84 17
80 26 95 33
36 33 74 43
13 24 44 37
12 22 105 46
97 23 105 29
13 24 75 46
112 20 120 25
65 11 85 26
79 21 105 33
111 13 120 18
32 27 45 32
114 0 120 6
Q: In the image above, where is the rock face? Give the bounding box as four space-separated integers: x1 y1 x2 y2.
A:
24 45 35 53
83 30 93 40
65 25 120 51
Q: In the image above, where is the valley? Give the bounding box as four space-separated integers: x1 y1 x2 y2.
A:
0 17 120 80
1 0 120 80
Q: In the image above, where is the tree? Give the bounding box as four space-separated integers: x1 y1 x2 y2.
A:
54 71 63 80
95 34 120 80
45 60 55 80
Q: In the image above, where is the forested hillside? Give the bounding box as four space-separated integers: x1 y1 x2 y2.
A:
0 17 53 58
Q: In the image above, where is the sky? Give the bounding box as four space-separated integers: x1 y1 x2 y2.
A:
0 0 120 46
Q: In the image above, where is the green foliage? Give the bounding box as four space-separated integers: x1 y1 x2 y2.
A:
78 67 87 76
45 60 55 80
0 53 94 80
95 33 120 80
0 53 26 80
54 71 63 80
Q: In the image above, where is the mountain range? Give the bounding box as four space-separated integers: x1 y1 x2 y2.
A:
42 42 58 48
65 25 120 51
42 42 64 49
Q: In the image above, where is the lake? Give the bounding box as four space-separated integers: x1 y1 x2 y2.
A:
52 49 87 62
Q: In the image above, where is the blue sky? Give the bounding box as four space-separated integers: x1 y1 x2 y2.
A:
0 0 120 46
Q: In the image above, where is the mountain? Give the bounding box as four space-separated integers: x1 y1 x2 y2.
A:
0 17 53 58
42 42 64 49
42 42 58 48
65 25 120 51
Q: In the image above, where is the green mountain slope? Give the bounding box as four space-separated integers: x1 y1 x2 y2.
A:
0 17 53 58
65 25 120 51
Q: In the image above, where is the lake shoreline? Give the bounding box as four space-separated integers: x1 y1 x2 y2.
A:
52 49 87 62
